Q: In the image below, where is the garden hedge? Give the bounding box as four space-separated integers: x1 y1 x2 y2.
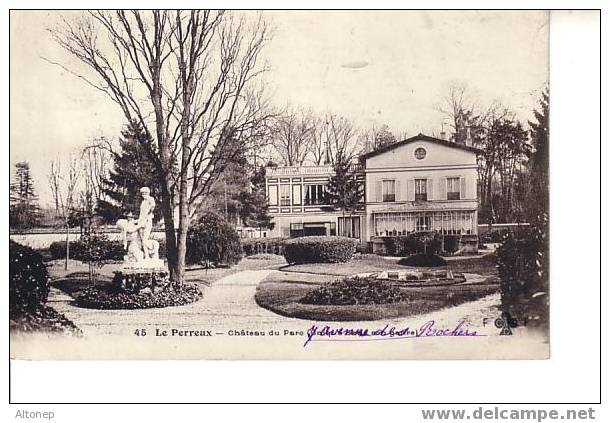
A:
10 240 50 315
383 231 443 256
241 237 287 256
49 237 166 262
283 236 358 264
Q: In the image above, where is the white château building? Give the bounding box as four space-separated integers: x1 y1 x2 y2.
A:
265 134 481 252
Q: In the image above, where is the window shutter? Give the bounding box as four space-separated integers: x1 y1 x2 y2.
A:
427 178 434 200
439 178 447 200
408 178 415 201
460 176 466 200
375 180 382 202
395 179 402 201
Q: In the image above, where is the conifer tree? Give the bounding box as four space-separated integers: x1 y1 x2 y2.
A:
326 152 364 219
96 121 162 223
10 161 40 229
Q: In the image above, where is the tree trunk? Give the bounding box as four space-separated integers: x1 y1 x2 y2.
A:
159 181 178 281
176 214 189 283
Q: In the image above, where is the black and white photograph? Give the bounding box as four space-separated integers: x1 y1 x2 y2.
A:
9 9 555 361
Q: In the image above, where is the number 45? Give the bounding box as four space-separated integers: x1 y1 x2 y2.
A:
134 329 147 336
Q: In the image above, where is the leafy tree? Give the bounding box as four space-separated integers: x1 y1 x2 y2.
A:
326 152 364 220
96 121 163 223
10 161 40 229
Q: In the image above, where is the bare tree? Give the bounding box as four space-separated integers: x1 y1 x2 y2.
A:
269 107 316 166
49 11 273 282
324 113 361 163
438 81 479 144
360 123 398 153
81 140 111 207
47 156 82 269
47 160 62 218
309 115 328 165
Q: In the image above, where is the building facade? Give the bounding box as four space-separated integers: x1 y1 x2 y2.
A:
266 134 481 252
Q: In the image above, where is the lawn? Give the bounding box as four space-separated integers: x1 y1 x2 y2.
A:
255 253 500 321
255 279 499 321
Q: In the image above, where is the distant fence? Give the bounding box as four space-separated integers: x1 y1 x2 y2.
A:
477 223 530 235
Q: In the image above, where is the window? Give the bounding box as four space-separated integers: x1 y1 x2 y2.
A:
416 214 431 231
292 185 302 205
268 185 278 206
338 216 361 239
304 184 326 205
373 211 475 237
280 185 290 206
415 178 427 201
447 177 460 200
382 180 396 202
414 147 427 160
290 223 304 238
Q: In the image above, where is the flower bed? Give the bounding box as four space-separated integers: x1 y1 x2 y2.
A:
75 283 202 310
300 275 408 305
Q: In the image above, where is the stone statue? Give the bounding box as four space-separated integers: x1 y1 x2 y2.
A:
116 217 160 263
115 187 163 270
136 187 156 258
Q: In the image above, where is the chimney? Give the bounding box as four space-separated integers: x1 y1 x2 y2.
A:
465 126 472 147
439 131 447 141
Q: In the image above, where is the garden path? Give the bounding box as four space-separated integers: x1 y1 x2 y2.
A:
46 268 501 339
13 269 549 360
47 269 286 338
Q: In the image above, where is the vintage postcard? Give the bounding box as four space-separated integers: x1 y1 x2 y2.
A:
9 10 549 359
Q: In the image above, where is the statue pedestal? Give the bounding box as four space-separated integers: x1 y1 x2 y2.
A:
113 259 170 294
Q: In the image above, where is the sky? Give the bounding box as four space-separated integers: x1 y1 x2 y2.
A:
10 10 548 206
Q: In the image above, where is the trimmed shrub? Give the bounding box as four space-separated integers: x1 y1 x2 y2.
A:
300 276 408 305
10 240 50 315
187 211 242 265
398 253 447 267
241 237 287 256
283 236 358 264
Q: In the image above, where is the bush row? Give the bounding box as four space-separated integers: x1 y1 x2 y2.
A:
382 231 443 256
49 238 132 262
241 237 287 256
283 236 358 264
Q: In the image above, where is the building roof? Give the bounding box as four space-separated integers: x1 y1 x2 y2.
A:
360 133 483 160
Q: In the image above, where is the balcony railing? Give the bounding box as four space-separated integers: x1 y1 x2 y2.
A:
267 163 363 177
